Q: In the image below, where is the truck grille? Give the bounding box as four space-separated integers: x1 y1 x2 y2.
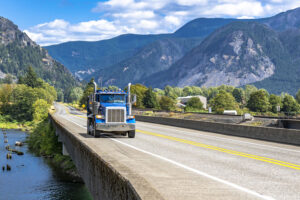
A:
106 108 126 123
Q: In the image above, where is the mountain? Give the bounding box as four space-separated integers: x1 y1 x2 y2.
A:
253 28 300 94
92 37 202 86
0 16 78 91
45 34 169 80
173 18 237 38
144 21 300 94
260 7 300 31
45 18 236 81
44 7 300 94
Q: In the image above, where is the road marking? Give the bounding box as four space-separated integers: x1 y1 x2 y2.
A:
63 105 300 170
65 107 300 154
110 138 275 200
138 122 300 153
137 129 300 170
65 106 87 119
60 112 274 199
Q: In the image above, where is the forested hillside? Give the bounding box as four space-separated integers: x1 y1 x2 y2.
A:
0 17 79 96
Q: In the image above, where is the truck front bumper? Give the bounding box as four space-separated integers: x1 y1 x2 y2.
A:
96 123 135 132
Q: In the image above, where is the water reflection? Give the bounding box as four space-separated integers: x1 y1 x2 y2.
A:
0 129 92 200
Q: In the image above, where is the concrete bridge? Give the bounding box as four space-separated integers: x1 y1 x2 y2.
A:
51 103 300 200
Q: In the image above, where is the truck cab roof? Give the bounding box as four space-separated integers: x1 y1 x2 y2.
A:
96 90 127 95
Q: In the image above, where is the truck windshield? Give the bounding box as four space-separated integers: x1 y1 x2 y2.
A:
99 94 125 103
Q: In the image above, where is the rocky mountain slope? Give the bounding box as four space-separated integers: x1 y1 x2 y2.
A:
93 37 202 86
0 17 78 91
45 33 169 79
45 18 237 81
260 7 300 31
46 7 300 94
144 22 293 91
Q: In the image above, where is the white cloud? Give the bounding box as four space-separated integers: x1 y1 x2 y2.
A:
204 2 264 17
237 16 255 19
24 0 300 46
165 16 181 26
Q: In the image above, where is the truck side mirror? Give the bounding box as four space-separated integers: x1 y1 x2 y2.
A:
93 101 100 115
132 94 137 104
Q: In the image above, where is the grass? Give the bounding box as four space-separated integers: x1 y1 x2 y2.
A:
0 119 35 131
27 119 77 173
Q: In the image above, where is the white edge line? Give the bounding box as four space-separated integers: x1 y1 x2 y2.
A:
62 114 275 200
66 105 300 153
110 138 275 200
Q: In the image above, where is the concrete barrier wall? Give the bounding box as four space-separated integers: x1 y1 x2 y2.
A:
279 120 300 130
49 114 141 200
136 116 300 145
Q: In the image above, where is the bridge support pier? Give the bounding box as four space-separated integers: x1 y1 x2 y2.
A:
62 143 69 156
49 114 142 200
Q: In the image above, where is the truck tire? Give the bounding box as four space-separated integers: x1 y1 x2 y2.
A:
94 130 101 138
87 119 91 135
128 130 135 138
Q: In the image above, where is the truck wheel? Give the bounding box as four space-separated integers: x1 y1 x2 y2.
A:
94 130 101 138
87 119 91 135
128 130 135 138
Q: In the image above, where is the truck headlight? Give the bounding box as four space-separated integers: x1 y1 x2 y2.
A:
96 115 104 119
127 116 135 119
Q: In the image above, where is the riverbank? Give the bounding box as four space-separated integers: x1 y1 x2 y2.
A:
0 119 34 131
27 119 83 182
0 129 92 200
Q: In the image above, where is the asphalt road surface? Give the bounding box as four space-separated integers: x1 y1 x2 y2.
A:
54 103 300 200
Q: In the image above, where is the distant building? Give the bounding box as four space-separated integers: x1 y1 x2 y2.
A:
177 95 207 109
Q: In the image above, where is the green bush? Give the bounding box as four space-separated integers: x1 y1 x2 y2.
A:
210 90 237 114
185 97 203 111
247 90 270 112
33 99 50 121
159 96 175 111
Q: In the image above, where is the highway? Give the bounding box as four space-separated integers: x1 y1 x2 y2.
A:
54 103 300 200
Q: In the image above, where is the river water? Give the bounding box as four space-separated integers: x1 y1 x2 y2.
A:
0 129 93 200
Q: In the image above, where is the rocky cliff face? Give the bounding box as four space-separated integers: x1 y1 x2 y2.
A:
0 17 36 47
0 16 78 91
145 22 288 90
92 37 202 87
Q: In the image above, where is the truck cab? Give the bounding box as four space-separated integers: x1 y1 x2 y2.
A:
87 83 136 138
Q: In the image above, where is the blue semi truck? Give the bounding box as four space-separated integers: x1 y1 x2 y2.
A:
87 82 136 138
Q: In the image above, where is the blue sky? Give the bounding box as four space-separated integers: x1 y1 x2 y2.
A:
1 0 300 46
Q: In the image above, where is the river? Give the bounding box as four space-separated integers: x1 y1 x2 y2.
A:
0 129 93 200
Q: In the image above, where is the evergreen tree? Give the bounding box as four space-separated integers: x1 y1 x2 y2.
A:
2 74 14 84
19 66 43 88
143 87 158 108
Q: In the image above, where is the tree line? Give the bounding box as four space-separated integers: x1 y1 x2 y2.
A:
79 80 300 116
0 67 57 122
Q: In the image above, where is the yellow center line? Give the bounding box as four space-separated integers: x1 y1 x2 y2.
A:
63 105 300 171
65 106 87 119
137 129 300 171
